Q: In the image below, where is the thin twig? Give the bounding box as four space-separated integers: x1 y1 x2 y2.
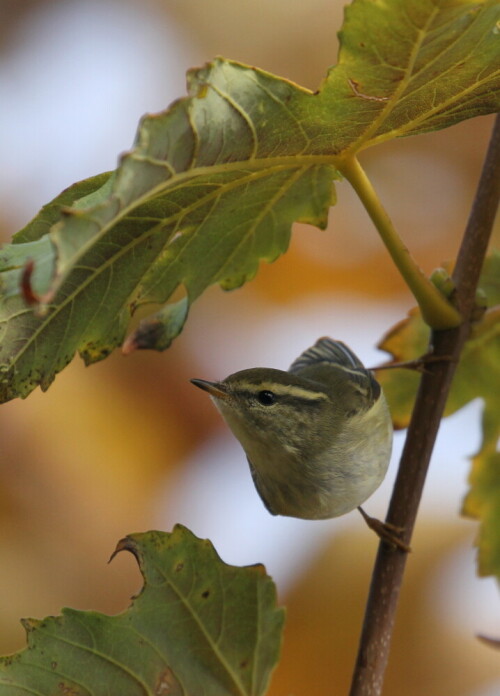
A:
349 113 500 696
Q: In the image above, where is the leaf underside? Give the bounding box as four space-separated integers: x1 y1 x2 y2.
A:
0 526 285 696
0 0 499 401
377 250 500 580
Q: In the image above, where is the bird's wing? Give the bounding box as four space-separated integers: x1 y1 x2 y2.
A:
289 337 364 373
247 457 277 515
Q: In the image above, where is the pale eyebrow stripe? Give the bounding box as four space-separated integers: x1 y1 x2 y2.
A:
236 381 329 401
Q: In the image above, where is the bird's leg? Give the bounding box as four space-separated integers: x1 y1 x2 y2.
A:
357 506 411 552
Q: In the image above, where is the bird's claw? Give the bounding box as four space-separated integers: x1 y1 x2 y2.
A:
358 507 411 553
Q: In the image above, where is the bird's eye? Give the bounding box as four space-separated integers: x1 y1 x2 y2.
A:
257 390 276 406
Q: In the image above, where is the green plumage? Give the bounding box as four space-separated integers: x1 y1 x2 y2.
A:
191 337 393 519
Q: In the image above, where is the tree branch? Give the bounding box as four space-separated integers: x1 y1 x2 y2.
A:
349 114 500 696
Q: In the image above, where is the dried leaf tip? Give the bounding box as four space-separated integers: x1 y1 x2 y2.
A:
108 536 139 564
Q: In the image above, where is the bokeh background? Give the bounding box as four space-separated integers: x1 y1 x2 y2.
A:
1 1 499 694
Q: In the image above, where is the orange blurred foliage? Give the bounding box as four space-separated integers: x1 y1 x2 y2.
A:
0 3 498 695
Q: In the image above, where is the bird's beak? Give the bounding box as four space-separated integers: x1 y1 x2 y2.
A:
190 378 230 400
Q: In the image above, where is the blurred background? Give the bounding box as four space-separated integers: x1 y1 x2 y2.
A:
0 1 499 694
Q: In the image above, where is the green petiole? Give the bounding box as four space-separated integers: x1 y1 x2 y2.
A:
338 155 462 330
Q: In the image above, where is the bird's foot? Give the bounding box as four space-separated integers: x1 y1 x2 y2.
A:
358 506 411 553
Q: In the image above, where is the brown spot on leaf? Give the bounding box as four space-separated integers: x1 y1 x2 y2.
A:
20 259 56 308
155 667 182 695
122 319 164 354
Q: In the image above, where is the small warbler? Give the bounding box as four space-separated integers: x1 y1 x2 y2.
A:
192 337 406 548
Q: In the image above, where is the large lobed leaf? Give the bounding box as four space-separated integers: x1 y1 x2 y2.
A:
0 0 499 401
377 251 500 580
0 526 285 696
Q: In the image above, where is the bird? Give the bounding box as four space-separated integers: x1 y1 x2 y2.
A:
191 337 407 550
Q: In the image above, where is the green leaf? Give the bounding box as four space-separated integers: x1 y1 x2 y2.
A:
13 172 113 244
463 428 500 579
1 0 499 402
0 61 338 402
377 250 500 427
374 307 427 429
0 526 285 696
323 0 500 151
376 250 500 580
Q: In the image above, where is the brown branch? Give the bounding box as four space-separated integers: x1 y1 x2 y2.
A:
349 113 500 696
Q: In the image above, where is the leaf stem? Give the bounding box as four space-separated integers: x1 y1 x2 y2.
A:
348 114 500 696
339 155 461 329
